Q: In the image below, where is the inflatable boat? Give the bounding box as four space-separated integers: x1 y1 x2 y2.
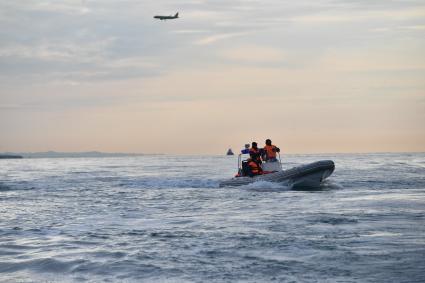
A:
219 156 335 189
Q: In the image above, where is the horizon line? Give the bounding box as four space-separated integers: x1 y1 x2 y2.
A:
1 150 424 157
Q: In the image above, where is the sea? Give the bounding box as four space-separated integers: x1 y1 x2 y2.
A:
0 153 424 283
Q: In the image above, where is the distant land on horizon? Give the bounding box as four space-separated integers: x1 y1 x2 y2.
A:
0 151 148 158
0 154 23 159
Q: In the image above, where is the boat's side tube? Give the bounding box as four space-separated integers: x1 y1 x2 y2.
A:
237 154 242 175
278 152 283 170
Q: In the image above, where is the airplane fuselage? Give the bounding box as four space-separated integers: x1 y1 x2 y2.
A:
154 13 179 20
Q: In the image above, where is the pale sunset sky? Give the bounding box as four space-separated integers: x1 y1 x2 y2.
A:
1 0 424 154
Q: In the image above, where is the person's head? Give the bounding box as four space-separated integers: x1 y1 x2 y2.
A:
265 139 272 146
251 142 258 148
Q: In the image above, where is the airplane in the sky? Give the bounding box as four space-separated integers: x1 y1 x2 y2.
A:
154 12 179 20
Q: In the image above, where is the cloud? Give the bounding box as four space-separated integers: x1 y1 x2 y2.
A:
30 1 91 15
404 25 425 30
291 6 425 24
0 104 27 110
219 46 286 64
0 39 114 63
2 0 424 83
172 29 209 34
194 32 250 45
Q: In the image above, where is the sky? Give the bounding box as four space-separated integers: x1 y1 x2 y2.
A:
0 0 424 154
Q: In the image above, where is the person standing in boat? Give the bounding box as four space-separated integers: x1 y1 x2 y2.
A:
263 139 280 162
248 142 263 164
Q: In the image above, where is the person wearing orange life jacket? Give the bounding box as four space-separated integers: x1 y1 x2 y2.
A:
249 142 262 164
247 158 263 177
263 139 280 162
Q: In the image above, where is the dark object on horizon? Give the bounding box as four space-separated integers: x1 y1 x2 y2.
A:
154 12 179 20
226 148 234 156
0 154 23 159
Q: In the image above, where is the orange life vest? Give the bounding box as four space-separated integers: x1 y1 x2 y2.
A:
248 161 262 175
264 145 277 159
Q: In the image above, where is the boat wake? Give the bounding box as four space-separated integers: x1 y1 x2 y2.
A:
242 180 290 191
118 177 220 189
242 180 290 190
319 180 344 190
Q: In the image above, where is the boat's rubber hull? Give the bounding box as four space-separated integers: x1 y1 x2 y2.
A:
219 160 335 189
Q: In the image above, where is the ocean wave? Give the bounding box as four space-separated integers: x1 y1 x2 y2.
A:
118 177 220 189
309 214 359 225
0 181 36 192
242 180 290 191
0 183 10 191
0 258 87 273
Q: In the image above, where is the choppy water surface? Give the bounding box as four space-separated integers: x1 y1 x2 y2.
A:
1 153 424 282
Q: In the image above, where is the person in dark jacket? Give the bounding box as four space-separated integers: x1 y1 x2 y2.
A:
249 142 262 164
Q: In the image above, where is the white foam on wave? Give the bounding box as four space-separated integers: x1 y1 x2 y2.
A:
321 180 344 190
120 177 220 189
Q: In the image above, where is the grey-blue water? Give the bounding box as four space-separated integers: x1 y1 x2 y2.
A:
1 153 424 282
